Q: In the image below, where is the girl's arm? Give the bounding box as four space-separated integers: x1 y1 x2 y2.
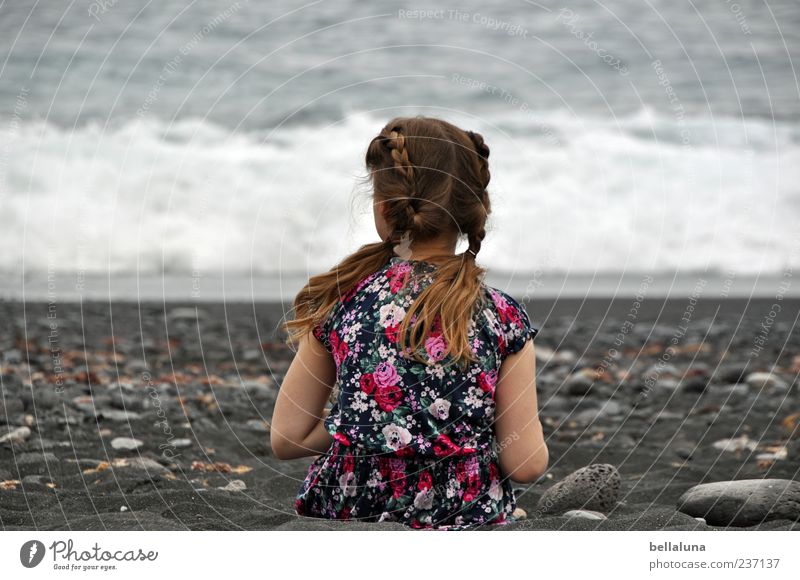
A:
270 331 336 459
493 339 549 483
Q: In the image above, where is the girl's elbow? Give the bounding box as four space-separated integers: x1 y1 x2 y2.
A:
507 449 549 484
270 434 297 460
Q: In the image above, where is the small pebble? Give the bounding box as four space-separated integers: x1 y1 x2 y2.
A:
745 372 788 391
0 426 31 444
245 419 270 433
712 435 756 453
111 437 144 450
219 479 246 492
562 509 607 520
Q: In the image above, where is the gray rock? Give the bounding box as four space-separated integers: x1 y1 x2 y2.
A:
98 409 142 422
127 360 150 373
218 479 247 492
242 349 262 362
0 426 31 444
119 456 170 475
571 400 625 425
16 451 58 465
0 398 24 421
539 395 570 415
712 435 757 453
21 474 51 488
708 383 749 397
564 373 595 396
241 381 275 400
680 377 708 393
536 464 621 515
245 419 270 433
3 349 23 363
15 451 59 475
788 439 800 460
111 437 144 450
677 479 800 526
21 387 60 411
745 372 788 391
716 363 749 384
562 509 607 521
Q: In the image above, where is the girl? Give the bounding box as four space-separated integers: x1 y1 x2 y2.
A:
271 116 548 530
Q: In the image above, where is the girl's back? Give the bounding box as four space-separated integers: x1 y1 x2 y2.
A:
273 115 548 530
296 256 536 529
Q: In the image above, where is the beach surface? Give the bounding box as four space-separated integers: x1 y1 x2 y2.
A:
1 298 798 531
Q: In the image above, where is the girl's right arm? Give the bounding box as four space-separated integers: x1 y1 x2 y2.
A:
271 331 336 459
493 339 549 483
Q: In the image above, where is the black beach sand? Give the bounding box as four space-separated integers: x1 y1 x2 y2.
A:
1 297 798 531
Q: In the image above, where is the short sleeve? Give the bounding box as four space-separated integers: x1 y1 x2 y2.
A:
492 290 538 358
311 310 335 353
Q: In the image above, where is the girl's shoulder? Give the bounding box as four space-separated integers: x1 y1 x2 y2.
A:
479 284 539 358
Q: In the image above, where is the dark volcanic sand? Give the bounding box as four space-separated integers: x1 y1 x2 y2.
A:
1 297 799 531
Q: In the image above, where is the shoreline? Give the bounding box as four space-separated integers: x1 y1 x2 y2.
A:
1 271 796 303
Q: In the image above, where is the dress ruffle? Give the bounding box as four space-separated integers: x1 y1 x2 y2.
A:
296 441 517 530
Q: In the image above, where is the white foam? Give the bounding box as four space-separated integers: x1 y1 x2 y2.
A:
0 111 797 279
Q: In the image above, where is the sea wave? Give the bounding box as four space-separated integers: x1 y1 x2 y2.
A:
0 110 798 276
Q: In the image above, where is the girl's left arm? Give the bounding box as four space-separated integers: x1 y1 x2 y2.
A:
270 331 336 459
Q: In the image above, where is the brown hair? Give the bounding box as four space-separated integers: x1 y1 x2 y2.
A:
284 116 492 365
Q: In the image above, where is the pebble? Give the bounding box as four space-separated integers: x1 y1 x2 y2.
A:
712 435 757 453
122 457 170 475
562 509 607 521
755 448 787 461
564 372 595 396
16 451 58 465
3 348 23 364
716 363 749 384
0 398 24 422
708 383 749 397
512 507 527 520
242 349 262 362
680 377 708 393
677 479 800 526
111 437 144 450
535 346 577 366
245 419 271 433
16 452 59 475
572 400 625 424
21 475 49 487
0 426 31 444
171 438 193 448
536 464 621 515
745 372 788 391
241 381 275 400
98 409 142 422
218 479 247 492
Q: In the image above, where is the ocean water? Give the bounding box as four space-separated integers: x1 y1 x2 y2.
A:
0 0 798 299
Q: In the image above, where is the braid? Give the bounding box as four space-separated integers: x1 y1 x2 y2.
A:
385 129 417 198
383 128 421 233
467 225 486 260
466 130 491 189
463 130 490 260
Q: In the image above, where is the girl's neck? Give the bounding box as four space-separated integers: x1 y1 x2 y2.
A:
403 238 458 264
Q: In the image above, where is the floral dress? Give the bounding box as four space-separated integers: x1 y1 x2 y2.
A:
295 256 538 530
